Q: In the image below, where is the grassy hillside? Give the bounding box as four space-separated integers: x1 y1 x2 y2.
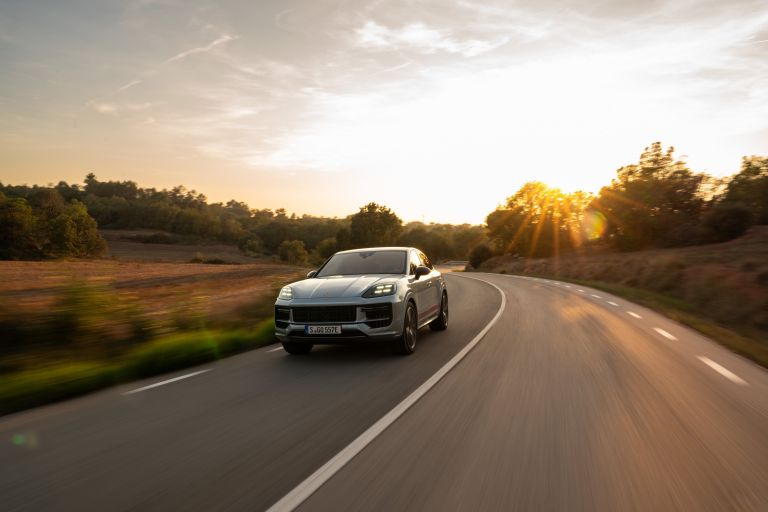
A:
482 226 768 366
100 229 262 263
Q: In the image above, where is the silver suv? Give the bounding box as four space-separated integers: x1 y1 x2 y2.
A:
274 247 448 355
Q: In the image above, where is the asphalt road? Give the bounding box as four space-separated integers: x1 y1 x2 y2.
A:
2 273 767 511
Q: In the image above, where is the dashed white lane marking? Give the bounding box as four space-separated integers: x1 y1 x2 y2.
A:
267 346 284 353
122 369 211 395
697 356 748 386
607 301 619 307
577 289 585 293
266 275 507 512
628 312 642 319
564 285 571 288
654 328 678 341
591 294 601 298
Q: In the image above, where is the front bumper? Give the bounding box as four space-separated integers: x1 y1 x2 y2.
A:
274 297 404 344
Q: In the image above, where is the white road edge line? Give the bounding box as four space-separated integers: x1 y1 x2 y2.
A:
267 346 284 353
628 311 642 319
654 328 678 341
607 301 619 307
697 356 749 386
266 275 507 512
122 369 211 395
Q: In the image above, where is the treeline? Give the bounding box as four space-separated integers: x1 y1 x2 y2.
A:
480 143 767 265
0 175 484 262
0 189 105 259
276 203 484 265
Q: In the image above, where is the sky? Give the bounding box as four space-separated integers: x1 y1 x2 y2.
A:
1 0 767 224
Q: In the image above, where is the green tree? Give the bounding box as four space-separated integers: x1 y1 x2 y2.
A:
0 196 37 259
703 203 753 242
591 142 706 250
468 244 493 269
315 237 338 259
278 240 309 265
349 203 402 248
486 182 590 257
724 156 768 224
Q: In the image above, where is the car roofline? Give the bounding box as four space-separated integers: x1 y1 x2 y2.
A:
335 247 412 254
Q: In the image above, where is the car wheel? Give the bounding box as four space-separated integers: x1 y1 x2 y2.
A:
394 302 418 355
429 292 448 331
282 341 313 355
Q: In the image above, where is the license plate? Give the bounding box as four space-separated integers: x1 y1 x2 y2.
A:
305 325 342 335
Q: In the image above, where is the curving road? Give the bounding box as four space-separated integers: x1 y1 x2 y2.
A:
2 273 767 511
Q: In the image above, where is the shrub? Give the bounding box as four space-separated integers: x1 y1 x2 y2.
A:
469 244 493 269
278 240 309 265
703 202 754 242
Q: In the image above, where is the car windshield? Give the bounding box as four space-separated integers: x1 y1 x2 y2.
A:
316 250 407 277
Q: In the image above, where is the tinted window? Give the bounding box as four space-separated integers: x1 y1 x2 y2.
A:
317 250 407 277
409 251 420 275
418 251 433 269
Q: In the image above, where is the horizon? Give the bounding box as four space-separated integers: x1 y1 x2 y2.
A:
2 0 767 224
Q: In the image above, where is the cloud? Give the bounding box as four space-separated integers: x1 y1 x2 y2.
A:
88 101 158 115
116 79 142 92
164 34 236 64
355 21 507 57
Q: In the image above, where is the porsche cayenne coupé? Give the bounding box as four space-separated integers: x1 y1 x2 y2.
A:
274 247 448 354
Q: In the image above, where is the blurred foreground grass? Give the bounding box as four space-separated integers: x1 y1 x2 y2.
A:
0 321 274 416
0 278 285 416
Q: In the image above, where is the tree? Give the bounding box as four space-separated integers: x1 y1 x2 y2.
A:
486 182 590 258
0 194 105 259
397 227 453 261
468 244 493 269
349 203 402 248
724 156 768 224
278 240 309 265
315 237 338 259
0 196 37 259
703 203 753 242
591 142 706 250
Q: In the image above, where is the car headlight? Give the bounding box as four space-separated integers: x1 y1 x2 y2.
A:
363 283 396 298
278 286 293 300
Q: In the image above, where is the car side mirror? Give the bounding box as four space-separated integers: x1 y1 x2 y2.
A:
307 270 317 278
414 266 430 280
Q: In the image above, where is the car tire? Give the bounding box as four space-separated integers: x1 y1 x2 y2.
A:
429 292 448 331
394 302 418 355
282 341 313 355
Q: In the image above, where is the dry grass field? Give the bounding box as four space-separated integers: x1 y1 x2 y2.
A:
0 230 305 373
0 229 304 323
0 234 306 413
0 259 303 323
100 229 259 263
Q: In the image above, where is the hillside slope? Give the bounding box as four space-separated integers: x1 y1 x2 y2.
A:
482 227 768 362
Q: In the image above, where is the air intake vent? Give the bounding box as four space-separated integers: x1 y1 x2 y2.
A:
362 303 392 328
292 306 357 324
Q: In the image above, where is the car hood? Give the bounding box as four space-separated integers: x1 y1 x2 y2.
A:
290 275 400 299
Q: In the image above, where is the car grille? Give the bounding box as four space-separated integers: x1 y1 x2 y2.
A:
291 306 357 324
362 303 393 328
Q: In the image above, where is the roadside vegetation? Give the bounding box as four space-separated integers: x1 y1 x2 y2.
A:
0 261 303 415
0 176 485 264
478 144 767 367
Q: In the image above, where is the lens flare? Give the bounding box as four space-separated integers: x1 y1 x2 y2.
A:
582 210 607 241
